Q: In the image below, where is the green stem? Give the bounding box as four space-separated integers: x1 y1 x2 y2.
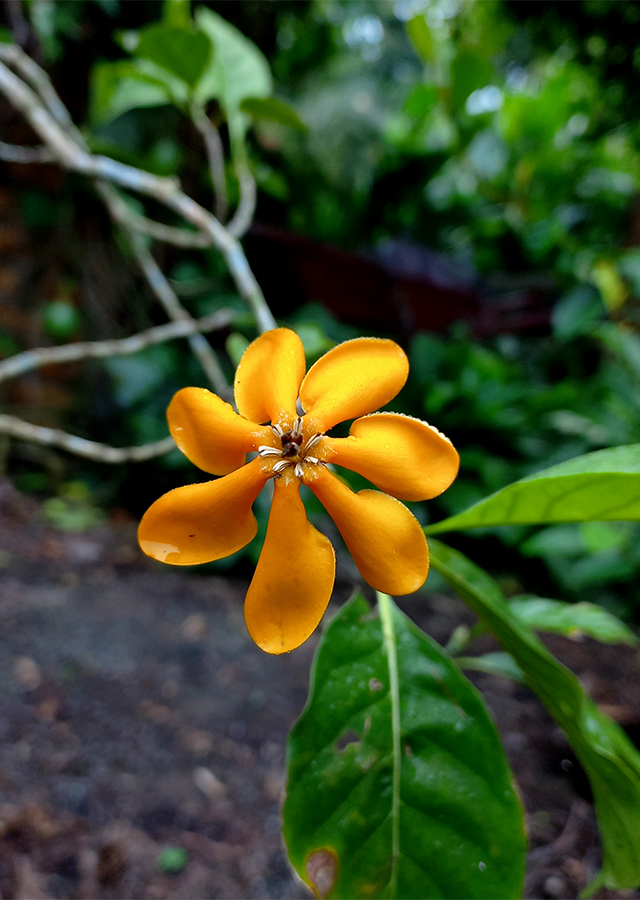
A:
377 591 401 898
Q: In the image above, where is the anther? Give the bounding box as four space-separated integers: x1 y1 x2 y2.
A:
258 445 283 457
304 433 323 452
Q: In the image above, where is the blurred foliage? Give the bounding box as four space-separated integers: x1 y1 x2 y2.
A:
5 0 640 612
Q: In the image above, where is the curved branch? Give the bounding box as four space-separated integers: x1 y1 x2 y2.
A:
0 415 175 463
0 309 235 384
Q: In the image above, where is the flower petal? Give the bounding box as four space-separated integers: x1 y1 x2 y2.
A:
244 477 335 654
168 387 273 475
299 338 409 432
234 328 306 425
138 458 268 565
304 466 429 595
322 413 459 501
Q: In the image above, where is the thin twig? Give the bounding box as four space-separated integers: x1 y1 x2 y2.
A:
0 415 175 463
122 225 231 400
228 158 257 239
0 141 53 163
0 309 235 384
102 187 212 248
192 104 228 223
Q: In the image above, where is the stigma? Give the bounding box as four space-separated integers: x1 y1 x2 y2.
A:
257 416 326 479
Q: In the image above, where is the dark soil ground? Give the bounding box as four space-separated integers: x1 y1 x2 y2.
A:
1 478 640 900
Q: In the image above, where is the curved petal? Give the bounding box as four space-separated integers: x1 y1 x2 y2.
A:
138 458 268 566
234 328 306 426
304 466 429 595
168 387 273 475
244 477 335 655
299 338 409 433
322 413 459 501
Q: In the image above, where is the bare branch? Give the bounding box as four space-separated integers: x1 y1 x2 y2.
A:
0 414 175 463
0 140 53 163
105 189 212 248
0 50 276 333
192 105 228 223
228 159 257 239
0 309 234 384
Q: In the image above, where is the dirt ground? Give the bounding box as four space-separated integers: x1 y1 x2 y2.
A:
1 477 639 900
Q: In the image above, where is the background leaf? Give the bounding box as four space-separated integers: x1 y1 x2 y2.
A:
135 24 213 89
509 597 637 645
194 8 271 112
90 59 188 125
283 592 525 900
240 96 307 131
425 445 640 534
429 539 640 891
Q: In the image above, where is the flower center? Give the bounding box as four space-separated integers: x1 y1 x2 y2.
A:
257 416 325 479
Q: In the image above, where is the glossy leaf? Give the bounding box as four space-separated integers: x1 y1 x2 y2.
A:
425 445 640 534
240 96 307 131
136 23 213 88
283 592 525 899
509 597 637 646
429 539 640 891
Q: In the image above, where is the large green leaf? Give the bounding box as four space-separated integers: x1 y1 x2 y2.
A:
425 445 640 534
429 539 640 891
136 23 213 89
194 8 271 112
283 593 525 900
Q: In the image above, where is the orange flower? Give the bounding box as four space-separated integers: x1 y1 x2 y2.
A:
138 329 459 654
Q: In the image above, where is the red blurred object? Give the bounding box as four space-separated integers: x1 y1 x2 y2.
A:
246 223 554 337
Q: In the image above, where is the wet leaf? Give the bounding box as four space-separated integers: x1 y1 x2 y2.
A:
430 539 640 891
283 592 525 899
425 445 640 534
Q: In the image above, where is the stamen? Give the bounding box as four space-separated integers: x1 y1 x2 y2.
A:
272 460 291 475
271 423 286 439
291 416 303 439
304 433 323 453
258 445 284 457
294 463 304 478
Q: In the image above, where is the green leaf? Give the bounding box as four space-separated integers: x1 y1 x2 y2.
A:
406 15 434 63
90 59 188 125
194 8 271 112
425 445 640 534
240 96 307 131
509 597 637 645
136 24 213 89
429 539 640 891
283 592 525 900
457 652 525 682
